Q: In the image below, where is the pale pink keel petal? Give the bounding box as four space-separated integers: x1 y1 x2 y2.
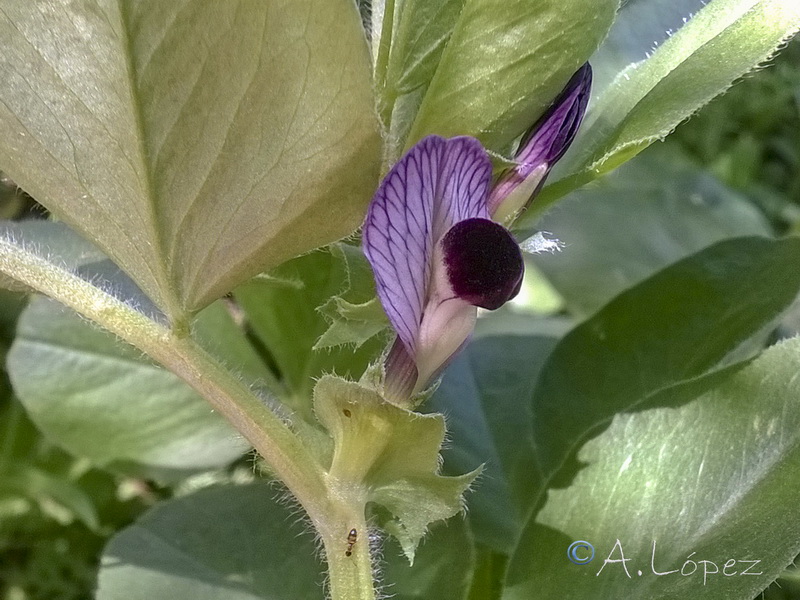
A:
413 218 523 392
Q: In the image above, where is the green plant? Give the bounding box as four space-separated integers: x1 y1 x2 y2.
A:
1 1 799 598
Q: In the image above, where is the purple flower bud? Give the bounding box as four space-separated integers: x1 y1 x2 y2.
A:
363 135 524 404
489 63 592 223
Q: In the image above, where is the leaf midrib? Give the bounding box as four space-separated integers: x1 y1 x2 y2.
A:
117 1 182 322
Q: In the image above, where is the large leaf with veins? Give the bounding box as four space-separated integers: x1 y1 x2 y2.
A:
0 1 380 323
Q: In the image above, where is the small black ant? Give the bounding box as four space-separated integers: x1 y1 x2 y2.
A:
345 528 358 556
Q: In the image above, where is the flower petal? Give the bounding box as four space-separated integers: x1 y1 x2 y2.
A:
433 136 493 236
489 63 592 220
363 135 492 355
517 62 592 168
441 218 524 310
415 298 477 393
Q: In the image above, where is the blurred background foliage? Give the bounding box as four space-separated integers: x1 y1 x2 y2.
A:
0 33 798 600
671 39 800 234
0 288 155 600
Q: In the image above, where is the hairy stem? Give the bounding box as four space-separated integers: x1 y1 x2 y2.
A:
374 0 396 101
0 238 330 523
319 492 375 600
0 236 385 600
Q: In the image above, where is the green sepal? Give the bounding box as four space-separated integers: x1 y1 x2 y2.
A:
371 471 477 564
316 244 390 350
315 296 389 350
314 375 479 563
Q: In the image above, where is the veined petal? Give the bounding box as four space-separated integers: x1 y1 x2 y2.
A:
489 63 592 222
383 338 419 405
433 136 493 237
363 135 493 356
517 63 592 168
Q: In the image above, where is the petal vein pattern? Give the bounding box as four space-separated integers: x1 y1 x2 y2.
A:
363 136 492 356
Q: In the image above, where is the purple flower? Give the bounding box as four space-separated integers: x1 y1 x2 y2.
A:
362 64 592 404
363 135 524 403
489 63 592 223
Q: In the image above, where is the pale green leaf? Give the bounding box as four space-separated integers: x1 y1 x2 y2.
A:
0 465 100 530
0 219 108 294
234 248 384 421
531 236 800 482
586 0 709 101
433 237 800 556
430 329 561 554
376 0 465 153
382 518 476 600
96 482 324 600
314 376 477 562
382 0 466 95
405 0 619 153
528 145 772 316
315 297 389 350
547 0 800 201
316 244 389 350
0 2 381 322
505 338 800 600
7 296 262 480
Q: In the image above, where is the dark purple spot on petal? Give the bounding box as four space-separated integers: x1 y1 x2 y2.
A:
441 218 524 310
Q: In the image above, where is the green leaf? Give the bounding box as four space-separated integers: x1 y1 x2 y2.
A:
314 376 478 562
527 145 772 316
315 297 389 350
316 244 389 350
381 0 466 96
376 0 466 153
404 0 618 154
382 518 476 600
547 0 800 201
433 236 800 558
0 287 26 359
0 393 143 537
429 330 562 554
585 0 708 98
234 247 384 420
96 482 324 600
531 236 800 483
504 337 800 600
7 297 263 480
0 2 380 322
0 465 100 531
0 220 108 294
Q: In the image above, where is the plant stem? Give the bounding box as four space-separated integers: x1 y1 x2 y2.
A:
374 0 396 101
319 487 375 600
0 237 381 600
0 237 327 520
